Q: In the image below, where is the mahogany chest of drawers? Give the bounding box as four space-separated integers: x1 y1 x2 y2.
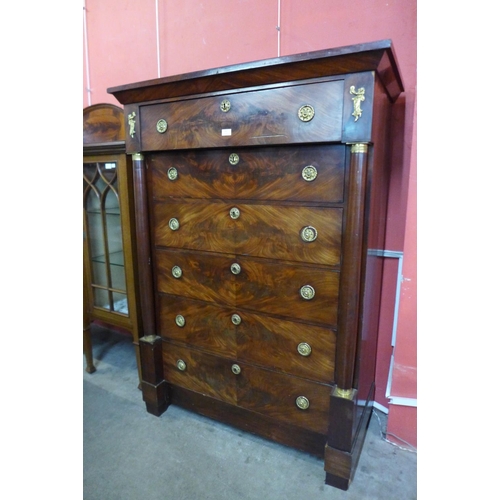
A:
108 40 404 490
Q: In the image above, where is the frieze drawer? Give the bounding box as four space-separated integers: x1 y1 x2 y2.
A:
150 145 345 203
139 80 343 150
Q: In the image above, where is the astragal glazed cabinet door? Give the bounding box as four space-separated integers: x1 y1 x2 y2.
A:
83 104 142 384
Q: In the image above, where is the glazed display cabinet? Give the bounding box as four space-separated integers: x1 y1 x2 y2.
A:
83 104 142 383
108 40 404 490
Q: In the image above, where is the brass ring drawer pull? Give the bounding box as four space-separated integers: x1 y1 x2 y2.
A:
298 105 315 122
231 263 241 275
220 99 231 112
229 207 240 219
229 153 239 165
156 119 168 133
231 314 242 325
300 285 315 300
231 364 241 375
169 218 180 231
176 359 187 371
175 315 185 327
297 342 312 356
167 167 178 180
300 226 317 242
302 165 317 182
296 396 310 410
172 266 183 278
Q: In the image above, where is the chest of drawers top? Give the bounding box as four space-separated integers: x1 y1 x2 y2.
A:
109 40 403 154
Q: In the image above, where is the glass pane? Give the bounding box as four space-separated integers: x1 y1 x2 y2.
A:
85 187 107 286
84 159 129 316
101 161 118 186
104 188 122 255
110 256 126 291
91 260 108 288
83 163 104 213
93 287 110 310
112 292 128 314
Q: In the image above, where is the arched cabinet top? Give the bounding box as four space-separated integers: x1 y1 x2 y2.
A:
83 103 125 145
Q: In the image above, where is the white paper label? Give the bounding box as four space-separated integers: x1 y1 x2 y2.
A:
221 129 232 136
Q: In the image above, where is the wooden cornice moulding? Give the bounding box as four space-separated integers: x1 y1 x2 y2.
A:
108 40 404 105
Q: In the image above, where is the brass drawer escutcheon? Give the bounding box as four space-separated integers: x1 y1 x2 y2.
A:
300 285 315 300
156 119 168 133
231 314 242 325
296 396 310 410
220 99 231 112
229 207 240 219
297 342 312 357
298 105 315 122
231 263 241 275
229 153 240 165
301 165 317 182
176 359 187 371
169 218 180 231
300 226 317 242
175 315 185 327
231 364 241 375
167 167 178 180
172 266 183 278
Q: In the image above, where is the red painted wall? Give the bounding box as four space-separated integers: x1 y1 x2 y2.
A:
83 0 417 448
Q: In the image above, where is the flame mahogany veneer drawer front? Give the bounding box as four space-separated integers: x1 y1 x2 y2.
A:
149 145 345 203
163 342 332 434
155 249 340 326
153 201 342 266
158 294 336 384
140 80 344 151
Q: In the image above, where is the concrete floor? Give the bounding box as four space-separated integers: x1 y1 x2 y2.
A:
83 324 417 499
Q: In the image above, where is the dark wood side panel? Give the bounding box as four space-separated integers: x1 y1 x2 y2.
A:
150 145 345 203
139 80 343 150
155 249 340 325
353 76 394 406
154 201 342 265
